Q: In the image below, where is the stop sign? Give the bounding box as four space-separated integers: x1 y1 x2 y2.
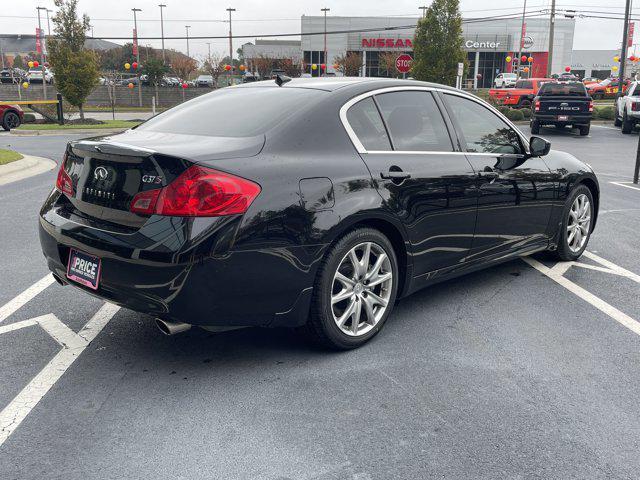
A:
395 54 413 73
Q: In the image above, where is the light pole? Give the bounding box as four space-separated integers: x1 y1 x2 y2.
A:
159 4 166 64
132 8 142 107
206 42 211 61
226 8 235 68
321 7 330 72
419 6 428 18
546 0 556 76
36 6 47 99
46 8 52 36
516 0 527 80
185 25 191 58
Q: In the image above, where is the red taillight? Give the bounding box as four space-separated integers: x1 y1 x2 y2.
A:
130 165 261 217
534 100 541 111
55 162 74 197
632 102 640 112
589 100 594 112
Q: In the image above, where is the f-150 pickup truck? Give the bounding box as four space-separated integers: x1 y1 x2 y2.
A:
531 81 593 136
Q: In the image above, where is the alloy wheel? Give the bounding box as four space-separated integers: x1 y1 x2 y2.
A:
330 241 393 337
6 113 20 129
567 193 591 253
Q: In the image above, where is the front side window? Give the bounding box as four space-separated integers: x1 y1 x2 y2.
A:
374 91 453 152
444 94 523 154
346 97 392 151
515 80 533 89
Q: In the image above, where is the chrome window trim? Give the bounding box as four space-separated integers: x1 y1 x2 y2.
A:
339 85 530 156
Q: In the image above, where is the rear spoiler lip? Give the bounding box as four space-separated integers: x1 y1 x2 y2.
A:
70 139 156 158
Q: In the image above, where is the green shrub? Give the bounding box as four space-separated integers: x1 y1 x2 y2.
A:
595 106 615 120
505 108 525 121
497 105 510 115
22 113 36 123
520 108 532 119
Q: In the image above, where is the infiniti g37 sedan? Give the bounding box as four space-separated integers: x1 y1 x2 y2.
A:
39 77 599 349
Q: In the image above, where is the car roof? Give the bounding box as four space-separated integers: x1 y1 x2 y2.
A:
234 76 457 93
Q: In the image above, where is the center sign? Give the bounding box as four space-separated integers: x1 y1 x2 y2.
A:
396 54 413 73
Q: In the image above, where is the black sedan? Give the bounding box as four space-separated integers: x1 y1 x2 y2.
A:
39 77 599 349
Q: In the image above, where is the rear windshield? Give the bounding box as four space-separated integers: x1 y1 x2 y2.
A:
515 80 533 89
136 87 325 137
538 82 587 96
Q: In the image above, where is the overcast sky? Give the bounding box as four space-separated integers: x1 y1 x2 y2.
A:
2 0 640 59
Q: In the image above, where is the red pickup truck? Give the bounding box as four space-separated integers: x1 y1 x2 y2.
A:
489 78 552 108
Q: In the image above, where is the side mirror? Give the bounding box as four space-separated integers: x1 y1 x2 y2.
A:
530 136 551 157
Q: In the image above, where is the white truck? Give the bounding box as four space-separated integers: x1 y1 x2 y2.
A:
614 80 640 134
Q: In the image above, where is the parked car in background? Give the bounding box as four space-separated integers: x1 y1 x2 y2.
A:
1 104 24 131
559 72 579 81
242 75 259 83
196 74 214 87
582 77 600 86
614 80 640 133
531 81 593 136
587 78 630 99
270 69 286 79
27 67 54 84
0 68 22 84
39 77 599 349
489 78 552 108
493 72 517 88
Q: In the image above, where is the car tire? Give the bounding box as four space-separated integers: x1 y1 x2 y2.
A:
614 107 623 126
305 228 399 350
622 110 633 134
530 119 540 134
579 124 590 136
2 111 21 131
552 184 594 261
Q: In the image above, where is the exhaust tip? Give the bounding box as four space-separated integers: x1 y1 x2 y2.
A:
52 273 67 286
155 318 192 336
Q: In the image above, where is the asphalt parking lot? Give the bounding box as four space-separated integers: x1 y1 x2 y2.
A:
1 124 639 479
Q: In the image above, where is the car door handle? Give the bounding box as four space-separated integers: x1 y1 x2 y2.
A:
380 171 411 180
478 170 499 179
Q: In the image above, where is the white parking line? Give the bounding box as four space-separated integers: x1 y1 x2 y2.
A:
0 303 120 447
610 181 640 191
524 254 640 337
0 274 55 325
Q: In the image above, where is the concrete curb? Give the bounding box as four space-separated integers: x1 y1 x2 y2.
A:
0 154 57 186
11 128 130 137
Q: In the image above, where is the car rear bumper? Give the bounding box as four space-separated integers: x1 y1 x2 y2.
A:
39 192 320 328
534 114 592 124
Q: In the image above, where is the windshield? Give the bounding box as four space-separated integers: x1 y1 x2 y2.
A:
538 82 587 96
504 73 517 78
598 79 612 87
515 80 533 89
136 86 326 137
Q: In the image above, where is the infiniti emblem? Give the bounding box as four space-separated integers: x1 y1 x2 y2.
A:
94 166 109 180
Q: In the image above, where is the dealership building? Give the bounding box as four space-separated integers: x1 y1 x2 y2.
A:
298 15 576 87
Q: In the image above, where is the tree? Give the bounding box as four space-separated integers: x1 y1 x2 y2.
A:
202 53 226 88
143 56 168 99
13 55 23 69
171 56 197 81
378 52 399 78
334 52 362 77
47 0 99 120
411 0 467 85
252 55 273 79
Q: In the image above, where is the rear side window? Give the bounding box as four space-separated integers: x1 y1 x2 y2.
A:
346 97 392 151
538 82 587 96
136 87 325 137
375 91 453 152
515 80 533 89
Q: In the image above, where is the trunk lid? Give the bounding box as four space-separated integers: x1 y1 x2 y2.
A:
61 130 265 228
537 96 591 114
